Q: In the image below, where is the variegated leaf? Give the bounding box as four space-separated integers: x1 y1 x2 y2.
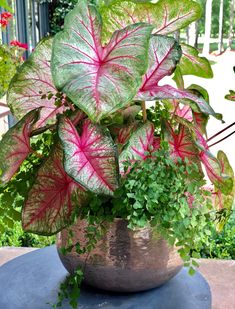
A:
58 117 119 195
51 0 153 122
7 38 65 129
138 35 181 93
225 90 235 101
213 151 235 231
0 109 39 184
163 122 199 162
99 0 201 42
22 145 87 235
137 84 221 120
196 131 233 195
119 121 160 173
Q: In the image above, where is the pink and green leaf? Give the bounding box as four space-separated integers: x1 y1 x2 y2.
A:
225 90 235 101
99 0 201 42
138 35 181 93
22 144 88 235
175 105 193 122
137 84 222 120
116 123 139 146
213 151 234 230
119 122 160 173
69 109 87 127
193 111 208 136
134 35 220 120
163 122 199 162
58 117 119 195
51 0 153 122
109 121 140 154
196 131 233 195
0 109 40 185
7 38 65 129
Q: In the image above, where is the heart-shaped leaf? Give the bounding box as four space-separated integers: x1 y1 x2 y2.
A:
163 122 199 162
139 35 181 93
119 121 160 173
7 37 65 129
22 144 88 235
58 117 119 195
178 44 213 78
51 0 153 122
0 109 39 185
99 0 201 42
225 90 235 101
135 35 220 120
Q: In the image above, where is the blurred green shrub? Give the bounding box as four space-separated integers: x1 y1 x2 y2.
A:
200 208 235 259
0 221 55 247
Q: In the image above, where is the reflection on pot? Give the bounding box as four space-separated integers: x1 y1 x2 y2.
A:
57 218 183 292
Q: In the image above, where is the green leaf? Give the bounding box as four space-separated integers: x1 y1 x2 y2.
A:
0 46 18 98
51 0 153 122
189 266 196 275
173 67 184 89
178 44 213 78
187 84 210 136
225 90 235 101
187 84 210 103
0 0 13 12
99 0 202 42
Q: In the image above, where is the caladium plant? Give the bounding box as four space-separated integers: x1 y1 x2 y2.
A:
0 0 234 239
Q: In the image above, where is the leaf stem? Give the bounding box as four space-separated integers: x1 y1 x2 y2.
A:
141 101 147 122
31 149 44 158
171 99 180 122
208 130 235 148
207 121 235 142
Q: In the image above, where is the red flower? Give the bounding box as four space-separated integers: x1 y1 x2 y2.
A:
0 11 12 28
0 19 8 28
10 40 28 50
1 12 12 20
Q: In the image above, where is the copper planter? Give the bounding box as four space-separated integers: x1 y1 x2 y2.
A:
57 218 183 292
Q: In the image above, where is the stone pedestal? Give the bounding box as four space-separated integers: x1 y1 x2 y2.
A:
0 246 211 309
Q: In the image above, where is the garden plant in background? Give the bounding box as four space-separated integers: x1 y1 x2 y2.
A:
0 0 234 307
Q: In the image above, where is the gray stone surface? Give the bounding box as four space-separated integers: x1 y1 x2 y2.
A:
0 246 211 309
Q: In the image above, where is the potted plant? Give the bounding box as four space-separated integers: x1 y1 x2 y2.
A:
0 0 234 306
